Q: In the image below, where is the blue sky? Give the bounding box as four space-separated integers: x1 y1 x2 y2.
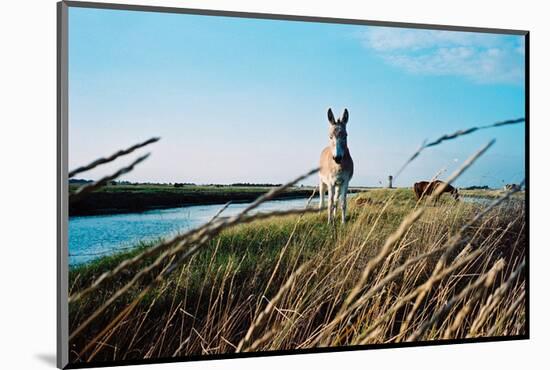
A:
68 7 526 188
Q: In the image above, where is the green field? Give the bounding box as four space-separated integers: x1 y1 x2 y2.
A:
69 184 319 215
460 188 526 199
69 188 526 363
68 182 517 216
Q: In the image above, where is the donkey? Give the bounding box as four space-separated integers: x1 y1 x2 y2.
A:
319 108 354 224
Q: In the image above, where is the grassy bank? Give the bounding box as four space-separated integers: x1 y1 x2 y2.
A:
69 184 318 216
69 188 526 363
460 188 526 199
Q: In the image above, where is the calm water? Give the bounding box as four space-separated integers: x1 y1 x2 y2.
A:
69 197 319 266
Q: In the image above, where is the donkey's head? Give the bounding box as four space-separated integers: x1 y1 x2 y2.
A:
327 108 349 164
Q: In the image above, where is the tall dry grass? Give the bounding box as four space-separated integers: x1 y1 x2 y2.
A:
67 119 526 364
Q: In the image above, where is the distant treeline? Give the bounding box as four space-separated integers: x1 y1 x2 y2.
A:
68 178 93 184
70 179 493 191
69 179 136 185
173 182 197 188
229 182 283 187
71 179 288 188
461 185 491 190
176 182 285 187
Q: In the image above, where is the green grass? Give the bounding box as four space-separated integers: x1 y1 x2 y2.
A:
69 214 333 301
68 188 526 362
68 187 496 311
460 188 525 199
69 184 318 216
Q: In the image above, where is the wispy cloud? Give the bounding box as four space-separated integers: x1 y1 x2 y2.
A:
360 28 525 85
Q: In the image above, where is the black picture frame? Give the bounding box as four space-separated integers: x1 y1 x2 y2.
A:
57 1 530 368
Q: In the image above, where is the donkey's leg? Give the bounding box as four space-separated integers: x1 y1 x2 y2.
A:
334 184 341 223
331 184 338 223
319 181 325 211
327 184 334 224
340 181 349 225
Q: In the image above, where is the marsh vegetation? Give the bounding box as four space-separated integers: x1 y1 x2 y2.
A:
69 187 526 362
67 118 526 364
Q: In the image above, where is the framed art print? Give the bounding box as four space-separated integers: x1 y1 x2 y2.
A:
57 1 529 368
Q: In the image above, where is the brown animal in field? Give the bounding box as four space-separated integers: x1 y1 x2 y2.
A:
319 108 354 224
413 180 459 204
504 183 521 191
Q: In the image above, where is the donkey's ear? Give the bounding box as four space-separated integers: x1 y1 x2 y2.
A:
342 109 349 125
327 108 336 125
